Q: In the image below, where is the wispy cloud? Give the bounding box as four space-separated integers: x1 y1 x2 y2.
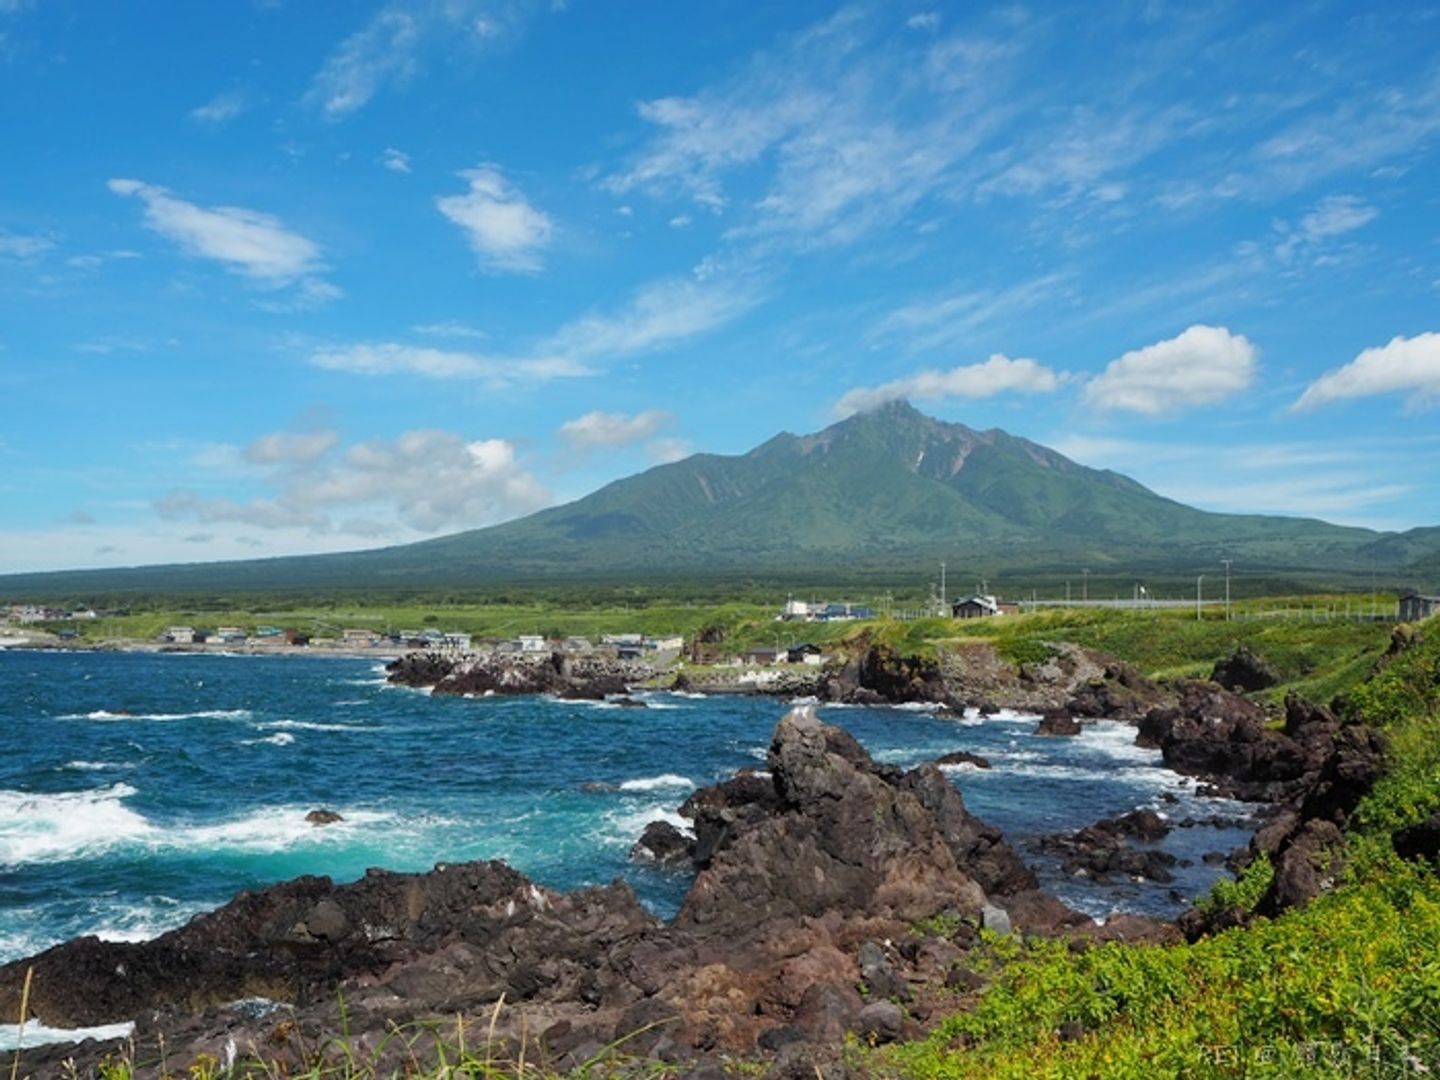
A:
836 354 1065 416
605 8 1018 250
188 90 248 126
1273 193 1378 263
305 1 534 120
558 409 673 450
544 273 761 360
382 147 412 174
245 430 340 465
1293 332 1440 413
309 343 589 386
0 231 54 259
107 178 339 303
870 274 1067 353
1081 325 1258 416
437 165 553 273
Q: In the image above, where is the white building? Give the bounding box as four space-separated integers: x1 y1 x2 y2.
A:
517 634 548 653
165 626 197 644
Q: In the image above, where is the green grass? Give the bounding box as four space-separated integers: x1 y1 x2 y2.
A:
871 616 1440 1078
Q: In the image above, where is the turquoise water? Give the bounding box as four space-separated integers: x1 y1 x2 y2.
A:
0 649 1252 969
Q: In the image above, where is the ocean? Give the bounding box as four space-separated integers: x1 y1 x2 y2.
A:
1 648 1251 1044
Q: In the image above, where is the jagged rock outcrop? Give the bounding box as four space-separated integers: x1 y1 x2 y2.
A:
1035 810 1178 884
1211 645 1279 693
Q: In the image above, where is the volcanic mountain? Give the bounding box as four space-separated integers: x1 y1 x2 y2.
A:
3 401 1436 594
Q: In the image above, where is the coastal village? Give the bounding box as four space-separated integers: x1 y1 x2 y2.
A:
6 589 1440 663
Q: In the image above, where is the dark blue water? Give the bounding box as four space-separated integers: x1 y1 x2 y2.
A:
0 649 1252 970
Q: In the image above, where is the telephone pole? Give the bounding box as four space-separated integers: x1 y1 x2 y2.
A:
1196 574 1204 621
1082 568 1089 603
1221 559 1233 621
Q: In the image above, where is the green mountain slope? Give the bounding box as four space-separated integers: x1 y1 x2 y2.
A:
2 402 1436 595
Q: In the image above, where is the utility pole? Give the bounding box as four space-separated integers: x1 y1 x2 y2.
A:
1221 559 1233 621
940 561 947 612
1196 574 1204 621
1066 580 1071 604
1082 568 1089 603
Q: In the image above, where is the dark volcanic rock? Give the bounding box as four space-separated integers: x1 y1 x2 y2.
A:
935 750 992 769
0 861 660 1028
1258 819 1346 916
1211 646 1279 693
674 707 989 935
305 808 343 826
1036 810 1178 884
1035 709 1081 737
1394 812 1440 864
631 820 696 866
387 650 650 700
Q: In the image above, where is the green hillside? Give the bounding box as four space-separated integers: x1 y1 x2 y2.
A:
2 402 1438 597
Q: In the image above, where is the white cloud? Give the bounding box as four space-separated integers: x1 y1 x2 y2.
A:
906 12 941 31
646 437 693 464
668 214 692 229
107 178 337 302
413 319 485 339
871 274 1066 353
836 355 1065 416
156 429 550 536
382 147 412 174
1293 332 1440 412
309 342 590 386
245 430 341 465
604 9 1015 249
189 90 247 126
558 409 673 450
1274 194 1377 262
0 231 54 259
545 274 759 359
1081 325 1258 416
306 1 527 119
436 165 554 273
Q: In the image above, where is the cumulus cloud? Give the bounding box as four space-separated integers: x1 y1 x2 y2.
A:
245 429 341 465
1293 332 1440 412
309 342 589 385
835 355 1064 416
437 166 554 273
156 428 550 535
1080 325 1257 416
189 90 247 126
558 409 673 450
107 178 337 302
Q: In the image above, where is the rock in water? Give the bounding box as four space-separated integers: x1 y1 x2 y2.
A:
631 820 696 866
935 751 991 769
305 808 343 826
1035 709 1081 736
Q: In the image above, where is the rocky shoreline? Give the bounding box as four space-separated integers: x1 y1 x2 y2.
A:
2 642 1391 1077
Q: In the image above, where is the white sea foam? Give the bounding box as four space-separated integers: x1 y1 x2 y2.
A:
618 774 695 793
1077 720 1159 764
0 1019 135 1052
0 784 154 865
257 719 370 732
601 805 693 848
59 708 252 722
332 699 370 706
62 760 124 771
241 732 296 747
0 786 397 865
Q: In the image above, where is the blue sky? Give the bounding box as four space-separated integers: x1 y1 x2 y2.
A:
2 0 1439 573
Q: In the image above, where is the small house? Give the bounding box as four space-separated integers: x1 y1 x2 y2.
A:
343 628 380 647
1399 593 1440 622
787 643 824 665
441 632 473 651
563 636 595 655
740 646 784 666
517 634 548 653
952 595 1000 619
215 626 247 643
164 626 196 644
